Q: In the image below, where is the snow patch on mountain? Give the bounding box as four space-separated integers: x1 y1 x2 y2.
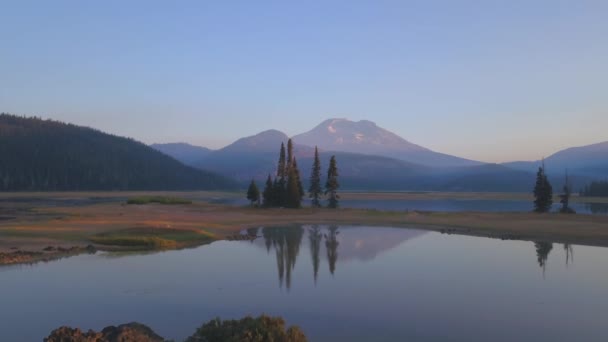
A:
292 118 481 167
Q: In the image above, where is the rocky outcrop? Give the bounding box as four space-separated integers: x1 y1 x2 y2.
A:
44 316 308 342
44 322 164 342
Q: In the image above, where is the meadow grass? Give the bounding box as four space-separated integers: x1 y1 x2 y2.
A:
89 227 215 249
3 191 608 258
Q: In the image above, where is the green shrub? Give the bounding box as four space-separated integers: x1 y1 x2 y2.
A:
186 315 307 342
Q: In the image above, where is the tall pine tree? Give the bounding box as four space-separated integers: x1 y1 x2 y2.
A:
293 157 305 200
277 142 287 178
286 166 302 208
262 174 274 207
287 139 294 170
275 143 287 206
533 162 553 213
309 147 322 208
325 155 340 209
285 139 304 208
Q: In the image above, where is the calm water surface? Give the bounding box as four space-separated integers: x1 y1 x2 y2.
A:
1 226 608 341
220 197 608 214
340 199 608 214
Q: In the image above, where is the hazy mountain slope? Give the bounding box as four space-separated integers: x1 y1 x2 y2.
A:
436 164 535 192
292 118 481 168
0 114 236 191
220 129 298 153
194 130 306 181
503 141 608 179
189 126 541 191
298 152 429 190
297 157 536 192
151 143 212 167
194 129 428 186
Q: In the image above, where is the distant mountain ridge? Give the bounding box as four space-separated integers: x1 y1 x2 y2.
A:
150 117 607 191
184 123 537 192
194 129 315 181
0 114 236 191
151 142 212 166
292 118 481 168
503 141 608 179
219 129 295 153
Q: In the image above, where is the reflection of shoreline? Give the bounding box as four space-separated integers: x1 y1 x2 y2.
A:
256 225 428 289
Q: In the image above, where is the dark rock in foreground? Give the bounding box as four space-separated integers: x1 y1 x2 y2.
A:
44 322 164 342
44 315 307 342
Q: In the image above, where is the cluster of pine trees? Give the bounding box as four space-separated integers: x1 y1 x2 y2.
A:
246 141 339 209
262 139 305 208
581 181 608 197
533 163 574 214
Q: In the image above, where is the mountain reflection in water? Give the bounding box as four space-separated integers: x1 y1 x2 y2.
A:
249 225 427 289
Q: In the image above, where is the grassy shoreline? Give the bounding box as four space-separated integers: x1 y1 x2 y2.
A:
1 192 608 265
1 190 608 203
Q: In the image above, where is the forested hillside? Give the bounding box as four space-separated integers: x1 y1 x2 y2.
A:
0 114 236 191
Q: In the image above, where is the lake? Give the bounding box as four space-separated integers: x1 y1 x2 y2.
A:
2 225 608 341
339 199 608 214
5 195 607 215
207 196 608 215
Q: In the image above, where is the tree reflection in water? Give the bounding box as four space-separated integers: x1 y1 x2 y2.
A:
325 225 339 275
564 244 574 266
262 225 341 289
308 225 323 285
262 226 304 290
534 241 553 276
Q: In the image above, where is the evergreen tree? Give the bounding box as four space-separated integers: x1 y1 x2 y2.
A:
262 175 274 207
274 177 286 207
581 181 608 197
325 155 340 209
309 147 322 208
286 139 294 170
533 162 553 213
277 143 287 178
559 171 575 214
286 166 302 208
285 155 304 209
292 157 305 200
246 179 260 207
275 143 287 206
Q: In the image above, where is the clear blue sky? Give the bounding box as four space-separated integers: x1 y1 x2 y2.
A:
1 0 607 163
